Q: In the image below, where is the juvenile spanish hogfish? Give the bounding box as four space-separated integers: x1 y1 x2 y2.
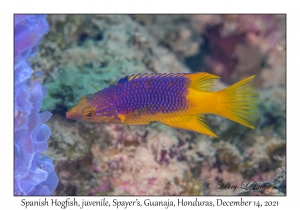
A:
66 72 258 137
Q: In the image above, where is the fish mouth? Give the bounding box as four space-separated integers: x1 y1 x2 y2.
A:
66 111 74 120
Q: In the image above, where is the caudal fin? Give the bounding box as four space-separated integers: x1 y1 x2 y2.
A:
217 76 258 129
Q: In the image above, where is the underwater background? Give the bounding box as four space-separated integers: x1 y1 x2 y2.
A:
31 14 286 196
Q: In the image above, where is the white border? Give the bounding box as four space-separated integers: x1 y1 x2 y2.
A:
3 0 296 209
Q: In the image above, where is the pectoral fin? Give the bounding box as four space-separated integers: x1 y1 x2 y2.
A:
160 115 218 138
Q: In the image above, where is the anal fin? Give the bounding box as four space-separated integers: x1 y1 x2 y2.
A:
160 115 218 138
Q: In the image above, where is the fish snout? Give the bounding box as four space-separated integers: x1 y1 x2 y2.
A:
66 111 75 120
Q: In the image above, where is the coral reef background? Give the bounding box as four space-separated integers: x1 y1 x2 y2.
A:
31 14 286 195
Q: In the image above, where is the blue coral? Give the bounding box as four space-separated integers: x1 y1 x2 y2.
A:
14 14 58 195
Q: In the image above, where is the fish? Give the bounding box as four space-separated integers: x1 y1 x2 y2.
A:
66 72 258 137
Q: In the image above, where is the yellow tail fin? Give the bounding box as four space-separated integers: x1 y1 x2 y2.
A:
217 76 258 129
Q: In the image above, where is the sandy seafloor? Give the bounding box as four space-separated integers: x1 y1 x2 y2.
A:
31 14 286 196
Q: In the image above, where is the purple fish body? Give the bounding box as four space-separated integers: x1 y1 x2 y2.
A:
87 73 190 122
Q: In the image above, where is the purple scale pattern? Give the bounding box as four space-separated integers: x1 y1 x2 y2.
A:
115 74 190 115
88 86 118 117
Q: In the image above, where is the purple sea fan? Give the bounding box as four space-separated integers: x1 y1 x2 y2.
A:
14 14 58 195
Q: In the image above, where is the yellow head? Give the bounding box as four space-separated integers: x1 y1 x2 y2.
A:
66 97 96 122
66 96 121 123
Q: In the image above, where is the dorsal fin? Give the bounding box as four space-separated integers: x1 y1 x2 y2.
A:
185 72 220 92
116 73 188 85
117 75 130 84
117 74 147 84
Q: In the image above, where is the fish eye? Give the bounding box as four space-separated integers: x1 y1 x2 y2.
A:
83 109 95 119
